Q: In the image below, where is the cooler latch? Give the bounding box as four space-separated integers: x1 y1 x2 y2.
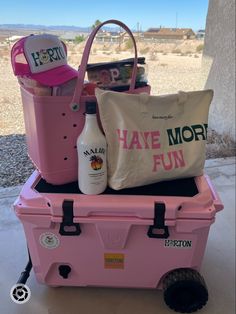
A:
59 200 81 236
147 202 169 239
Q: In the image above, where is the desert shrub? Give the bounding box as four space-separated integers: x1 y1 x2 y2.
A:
74 35 85 44
172 48 181 54
196 44 204 52
124 38 133 50
194 54 199 58
140 47 150 54
206 129 236 158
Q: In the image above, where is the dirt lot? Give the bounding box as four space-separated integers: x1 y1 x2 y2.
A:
0 41 205 135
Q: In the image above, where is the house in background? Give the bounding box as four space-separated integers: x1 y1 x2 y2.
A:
94 30 123 43
144 28 196 40
196 29 205 39
60 31 89 42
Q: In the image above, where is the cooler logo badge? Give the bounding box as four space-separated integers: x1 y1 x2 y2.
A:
39 232 60 249
164 239 192 248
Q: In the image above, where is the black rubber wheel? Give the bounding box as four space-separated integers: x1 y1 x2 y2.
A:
163 268 208 313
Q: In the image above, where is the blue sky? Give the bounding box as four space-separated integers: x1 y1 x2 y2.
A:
0 0 209 31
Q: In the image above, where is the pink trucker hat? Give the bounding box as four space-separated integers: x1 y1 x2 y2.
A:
11 34 78 86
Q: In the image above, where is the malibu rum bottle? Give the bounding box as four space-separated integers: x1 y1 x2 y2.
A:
77 101 107 194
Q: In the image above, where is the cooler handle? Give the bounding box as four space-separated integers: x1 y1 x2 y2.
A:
147 203 170 239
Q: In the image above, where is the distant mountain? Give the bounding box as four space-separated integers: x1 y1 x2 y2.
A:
0 24 121 33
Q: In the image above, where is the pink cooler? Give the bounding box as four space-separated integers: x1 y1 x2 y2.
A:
13 170 223 313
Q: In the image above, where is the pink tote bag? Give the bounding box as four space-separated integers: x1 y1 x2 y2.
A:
17 20 151 185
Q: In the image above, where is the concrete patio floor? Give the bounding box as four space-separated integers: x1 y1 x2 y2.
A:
0 157 235 314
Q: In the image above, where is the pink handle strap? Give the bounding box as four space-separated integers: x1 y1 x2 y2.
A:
71 19 138 110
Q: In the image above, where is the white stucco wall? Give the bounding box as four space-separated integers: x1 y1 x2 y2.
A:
203 0 235 141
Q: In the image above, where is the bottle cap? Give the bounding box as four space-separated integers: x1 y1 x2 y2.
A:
85 101 97 114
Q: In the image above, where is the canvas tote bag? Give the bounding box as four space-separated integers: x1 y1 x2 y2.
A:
96 88 213 190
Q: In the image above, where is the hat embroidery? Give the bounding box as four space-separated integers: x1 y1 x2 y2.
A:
39 49 50 64
31 46 65 67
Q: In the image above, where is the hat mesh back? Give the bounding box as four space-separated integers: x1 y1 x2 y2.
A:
11 38 29 75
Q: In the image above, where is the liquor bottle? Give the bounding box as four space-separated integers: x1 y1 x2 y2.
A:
77 101 107 194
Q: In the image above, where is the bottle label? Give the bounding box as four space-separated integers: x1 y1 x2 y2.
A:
83 147 105 171
79 145 107 191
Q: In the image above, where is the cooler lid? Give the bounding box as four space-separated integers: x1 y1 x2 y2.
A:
14 171 222 221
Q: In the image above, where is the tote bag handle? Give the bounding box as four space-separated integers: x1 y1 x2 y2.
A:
70 19 138 110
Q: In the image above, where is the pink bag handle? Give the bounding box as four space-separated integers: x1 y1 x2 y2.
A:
70 19 138 110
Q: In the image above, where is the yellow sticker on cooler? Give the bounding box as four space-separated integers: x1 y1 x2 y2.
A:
104 253 125 269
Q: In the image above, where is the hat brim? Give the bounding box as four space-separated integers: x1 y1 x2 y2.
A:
31 65 78 86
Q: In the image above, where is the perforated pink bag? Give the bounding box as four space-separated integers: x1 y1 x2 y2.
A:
14 20 151 185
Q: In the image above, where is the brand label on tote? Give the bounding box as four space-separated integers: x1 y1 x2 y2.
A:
164 239 192 248
104 253 125 269
39 232 60 249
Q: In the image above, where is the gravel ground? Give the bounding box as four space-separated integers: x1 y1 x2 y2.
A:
0 45 235 187
0 134 35 187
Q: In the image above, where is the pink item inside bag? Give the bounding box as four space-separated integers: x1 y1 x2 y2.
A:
11 34 78 86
